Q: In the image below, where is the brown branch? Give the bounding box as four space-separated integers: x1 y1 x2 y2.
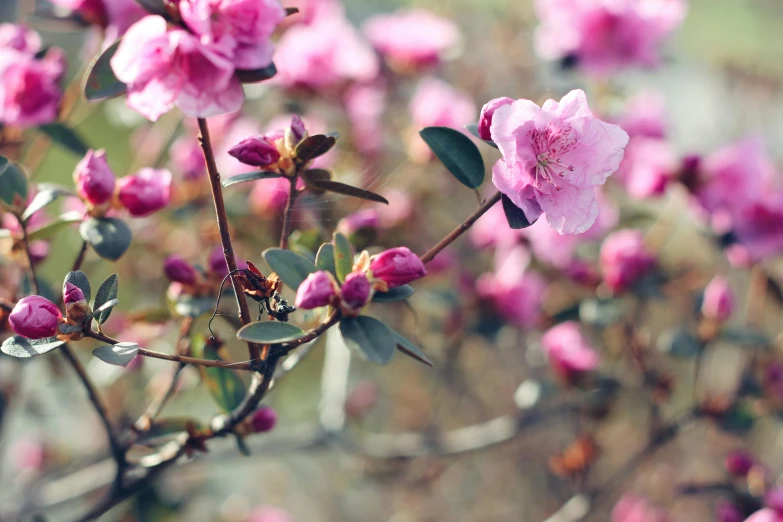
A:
71 240 89 273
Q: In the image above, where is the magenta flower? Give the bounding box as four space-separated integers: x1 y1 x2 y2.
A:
599 229 656 293
73 150 117 206
228 135 281 168
369 247 427 290
250 406 278 433
0 24 41 55
8 296 62 339
488 90 628 234
63 283 86 305
163 256 199 286
362 9 460 71
731 194 783 261
702 276 734 322
611 495 669 522
117 168 172 217
111 15 244 121
180 0 285 70
340 272 372 311
534 0 687 75
0 49 64 128
541 322 600 379
478 97 514 142
724 450 755 477
295 271 339 310
616 137 675 199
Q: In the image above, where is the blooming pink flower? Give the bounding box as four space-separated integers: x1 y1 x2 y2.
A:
248 507 292 522
600 229 656 293
295 271 339 309
9 296 62 339
541 322 600 378
74 150 117 206
744 510 783 522
111 15 244 121
702 276 734 322
250 406 278 433
362 9 460 70
341 271 372 311
616 137 675 199
117 168 172 217
63 283 86 305
180 0 285 70
612 495 669 522
616 90 667 139
0 24 41 55
489 89 629 234
534 0 687 75
370 247 427 289
0 49 64 127
164 256 199 285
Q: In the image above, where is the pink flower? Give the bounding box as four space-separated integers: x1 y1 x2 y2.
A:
295 271 339 309
489 89 629 234
616 90 667 139
50 0 107 26
541 322 600 378
702 276 734 322
362 9 460 70
250 177 293 216
117 168 172 217
228 135 281 168
0 50 63 127
470 202 520 250
0 24 41 55
282 0 342 25
744 510 783 522
73 150 117 206
164 256 199 285
216 117 264 176
63 283 86 305
534 0 687 75
248 507 292 522
370 247 427 289
8 296 62 339
344 82 386 155
111 15 244 121
478 97 514 141
724 450 755 477
616 138 675 199
170 137 206 180
180 0 285 70
103 0 147 38
612 495 669 522
250 406 278 433
731 194 783 261
337 209 379 238
341 271 372 311
600 229 655 293
409 77 476 161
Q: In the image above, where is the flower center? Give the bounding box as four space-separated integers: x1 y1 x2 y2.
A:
535 152 573 192
529 126 577 192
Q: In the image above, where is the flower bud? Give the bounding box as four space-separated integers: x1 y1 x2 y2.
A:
341 271 372 310
369 247 427 289
63 282 85 304
724 450 755 477
599 229 655 293
8 296 62 339
163 256 198 285
295 271 339 310
478 97 514 141
250 406 277 433
702 276 734 322
290 115 307 143
73 150 116 206
228 136 281 168
541 322 600 383
117 168 172 217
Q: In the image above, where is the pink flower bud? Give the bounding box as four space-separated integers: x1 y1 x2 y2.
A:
63 283 86 304
541 322 600 381
73 150 117 206
369 247 427 289
702 276 734 322
724 450 755 477
250 406 277 433
295 271 339 310
117 168 172 217
163 256 198 285
599 229 656 293
8 296 62 339
341 271 372 310
290 115 307 143
478 97 513 141
228 136 281 168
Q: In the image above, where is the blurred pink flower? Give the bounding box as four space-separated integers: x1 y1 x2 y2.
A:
731 194 783 261
376 189 414 228
744 510 782 522
283 0 342 25
600 229 656 293
341 271 372 311
111 16 244 121
409 77 476 160
248 507 292 522
103 0 146 37
534 0 687 75
0 24 41 54
337 209 379 237
250 177 293 216
469 202 520 250
702 275 734 321
11 439 46 472
489 89 629 234
363 9 460 70
170 136 206 180
724 450 755 477
616 90 667 139
541 321 600 378
117 168 172 217
616 138 675 199
0 49 64 127
250 406 278 433
612 495 669 522
50 0 107 25
344 82 386 155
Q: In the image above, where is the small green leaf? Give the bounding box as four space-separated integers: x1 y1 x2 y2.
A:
419 126 485 189
26 211 83 240
221 171 282 188
192 335 246 413
64 270 92 303
373 285 415 302
92 342 139 367
307 180 389 204
465 123 498 149
501 194 534 229
22 188 65 222
0 156 28 211
1 336 64 358
236 321 306 344
83 40 126 101
315 243 336 276
300 168 331 194
339 316 396 365
38 123 89 156
235 433 251 456
262 248 317 289
295 134 336 163
719 327 771 348
80 217 132 261
332 232 353 282
392 330 432 367
235 62 277 83
93 274 119 324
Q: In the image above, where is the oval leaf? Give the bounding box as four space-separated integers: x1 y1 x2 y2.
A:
93 274 119 324
64 270 92 303
295 134 336 163
22 188 65 222
1 336 64 358
315 243 336 276
373 285 415 303
38 123 89 156
419 126 485 189
235 62 277 83
83 40 126 101
392 330 433 367
237 321 306 344
0 157 29 210
92 342 139 367
332 232 353 283
80 217 132 261
192 335 246 413
262 248 317 289
26 211 83 240
465 123 498 149
308 180 389 204
339 316 397 365
501 194 535 229
221 171 282 188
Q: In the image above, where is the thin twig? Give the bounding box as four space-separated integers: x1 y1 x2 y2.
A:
71 240 88 273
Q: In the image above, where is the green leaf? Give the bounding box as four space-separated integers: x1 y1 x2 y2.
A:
64 270 92 303
332 232 353 283
236 321 306 344
0 156 28 211
235 62 277 83
262 248 317 289
419 126 485 189
1 336 64 358
80 217 132 261
92 342 139 367
339 316 397 365
140 418 201 442
315 243 336 276
307 180 389 204
26 211 83 240
93 274 119 324
392 330 432 367
373 285 415 302
83 40 126 102
465 123 498 149
21 188 65 222
221 171 282 188
295 134 336 163
501 194 534 229
719 327 771 348
38 123 89 156
658 328 703 358
191 335 246 413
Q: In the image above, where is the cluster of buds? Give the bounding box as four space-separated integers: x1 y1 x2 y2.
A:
228 116 308 176
73 150 172 218
8 282 92 341
295 247 427 316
